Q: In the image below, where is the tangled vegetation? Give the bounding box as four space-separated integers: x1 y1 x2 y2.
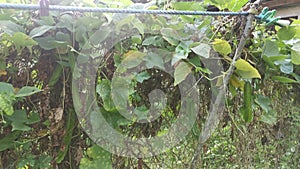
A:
0 0 299 168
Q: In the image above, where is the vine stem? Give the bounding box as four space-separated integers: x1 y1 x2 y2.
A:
190 2 258 168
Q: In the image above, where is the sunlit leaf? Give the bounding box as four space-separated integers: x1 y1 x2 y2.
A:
212 39 231 56
228 0 248 12
235 59 261 79
277 26 296 40
292 42 300 52
291 50 300 65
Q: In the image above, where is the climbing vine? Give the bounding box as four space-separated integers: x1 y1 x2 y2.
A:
0 0 299 168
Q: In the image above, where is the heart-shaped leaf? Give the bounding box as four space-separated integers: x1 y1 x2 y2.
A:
235 59 261 79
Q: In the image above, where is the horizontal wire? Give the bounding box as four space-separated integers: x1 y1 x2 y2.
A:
0 3 249 16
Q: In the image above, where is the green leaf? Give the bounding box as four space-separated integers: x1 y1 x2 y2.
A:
292 42 300 52
212 39 231 56
259 112 277 125
161 28 180 46
174 62 192 86
255 95 272 113
277 26 296 40
204 0 227 10
272 76 299 83
15 86 42 98
191 43 211 58
12 121 31 131
56 14 75 31
111 77 130 112
134 106 149 121
96 80 115 111
7 110 31 131
172 2 204 11
144 52 165 69
32 16 55 26
132 18 144 35
292 73 300 82
227 0 248 12
80 145 113 169
8 32 38 49
142 36 163 46
135 71 151 83
29 25 54 38
172 41 192 65
56 109 76 163
241 107 253 123
27 111 41 124
0 131 21 151
0 82 14 94
235 59 261 79
121 50 146 69
0 93 14 116
280 62 293 74
241 81 253 123
35 36 68 50
35 155 52 169
291 50 300 65
49 64 63 87
263 40 279 57
0 21 25 35
55 31 71 43
131 35 142 44
89 29 111 46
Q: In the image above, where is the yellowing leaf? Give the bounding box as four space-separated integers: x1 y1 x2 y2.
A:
230 75 245 90
174 62 192 86
212 39 231 56
235 59 261 79
0 70 7 76
122 50 146 69
215 76 223 87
